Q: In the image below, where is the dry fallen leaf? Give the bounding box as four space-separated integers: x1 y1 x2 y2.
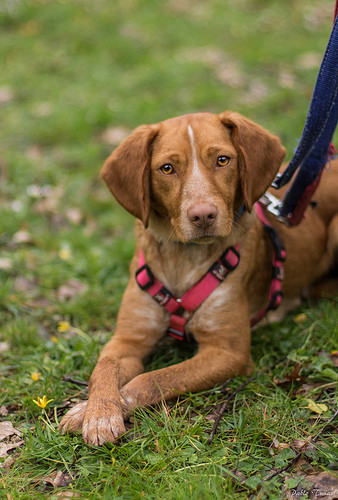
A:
291 456 315 474
205 414 218 422
56 492 80 499
330 351 338 368
290 439 314 452
14 276 38 292
285 471 338 500
242 79 271 106
57 279 88 301
100 126 131 145
285 364 304 381
0 421 24 461
0 86 14 104
296 52 322 70
44 470 74 488
305 399 328 415
0 341 10 353
11 230 34 245
32 101 52 117
278 69 296 89
294 382 323 396
0 405 8 416
0 258 12 270
0 455 15 469
230 469 247 484
65 208 83 225
269 435 290 455
32 185 64 216
181 47 245 88
26 297 52 310
56 493 80 499
0 421 22 441
273 363 304 386
305 472 338 500
0 440 25 459
34 197 59 215
26 144 43 160
27 184 52 198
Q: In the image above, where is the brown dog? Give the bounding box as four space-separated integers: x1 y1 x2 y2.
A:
59 111 338 445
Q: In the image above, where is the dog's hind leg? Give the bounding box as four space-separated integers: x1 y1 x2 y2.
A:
309 213 338 298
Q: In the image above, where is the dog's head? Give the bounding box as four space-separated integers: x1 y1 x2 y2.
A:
101 111 285 244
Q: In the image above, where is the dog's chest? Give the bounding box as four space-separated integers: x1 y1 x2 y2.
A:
147 244 225 299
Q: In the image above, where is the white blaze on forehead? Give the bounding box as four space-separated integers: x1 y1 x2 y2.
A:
187 124 201 177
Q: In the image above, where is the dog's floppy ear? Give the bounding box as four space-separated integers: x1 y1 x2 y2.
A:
219 111 286 211
101 124 159 227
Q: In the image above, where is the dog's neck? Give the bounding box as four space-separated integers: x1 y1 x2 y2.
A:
135 209 256 298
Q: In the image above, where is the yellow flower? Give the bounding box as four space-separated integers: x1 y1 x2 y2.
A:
294 313 307 324
50 335 59 343
33 395 54 409
57 321 70 332
58 246 71 261
31 372 41 381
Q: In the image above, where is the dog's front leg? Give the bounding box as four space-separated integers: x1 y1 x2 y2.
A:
120 319 253 413
81 353 126 446
60 334 165 445
59 283 167 445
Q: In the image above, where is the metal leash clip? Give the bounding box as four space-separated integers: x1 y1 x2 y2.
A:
259 192 284 219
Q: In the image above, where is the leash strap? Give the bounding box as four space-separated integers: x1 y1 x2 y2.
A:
272 11 338 225
135 246 240 340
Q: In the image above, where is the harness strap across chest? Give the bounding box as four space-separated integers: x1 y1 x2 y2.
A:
135 203 286 340
136 245 240 340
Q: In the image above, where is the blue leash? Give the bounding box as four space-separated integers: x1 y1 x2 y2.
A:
271 14 338 225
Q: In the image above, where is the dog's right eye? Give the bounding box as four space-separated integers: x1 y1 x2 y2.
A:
159 164 175 175
217 156 231 167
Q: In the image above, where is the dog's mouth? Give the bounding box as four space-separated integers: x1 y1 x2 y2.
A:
188 235 220 245
171 217 234 245
148 207 234 245
175 228 228 245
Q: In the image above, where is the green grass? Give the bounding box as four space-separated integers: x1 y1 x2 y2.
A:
0 0 337 498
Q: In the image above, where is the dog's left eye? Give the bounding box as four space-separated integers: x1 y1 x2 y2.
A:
159 164 175 175
217 156 231 167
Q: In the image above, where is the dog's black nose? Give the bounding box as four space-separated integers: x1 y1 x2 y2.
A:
188 203 218 228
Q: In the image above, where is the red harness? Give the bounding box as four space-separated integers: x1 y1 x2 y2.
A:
135 203 286 340
250 203 286 326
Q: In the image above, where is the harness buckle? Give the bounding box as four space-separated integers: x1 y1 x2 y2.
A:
208 246 240 281
167 328 185 340
168 314 186 341
221 246 240 270
135 264 155 290
272 265 285 281
209 261 229 281
153 287 172 307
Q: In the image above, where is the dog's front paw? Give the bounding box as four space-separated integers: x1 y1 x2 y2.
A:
82 399 126 446
58 400 88 434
